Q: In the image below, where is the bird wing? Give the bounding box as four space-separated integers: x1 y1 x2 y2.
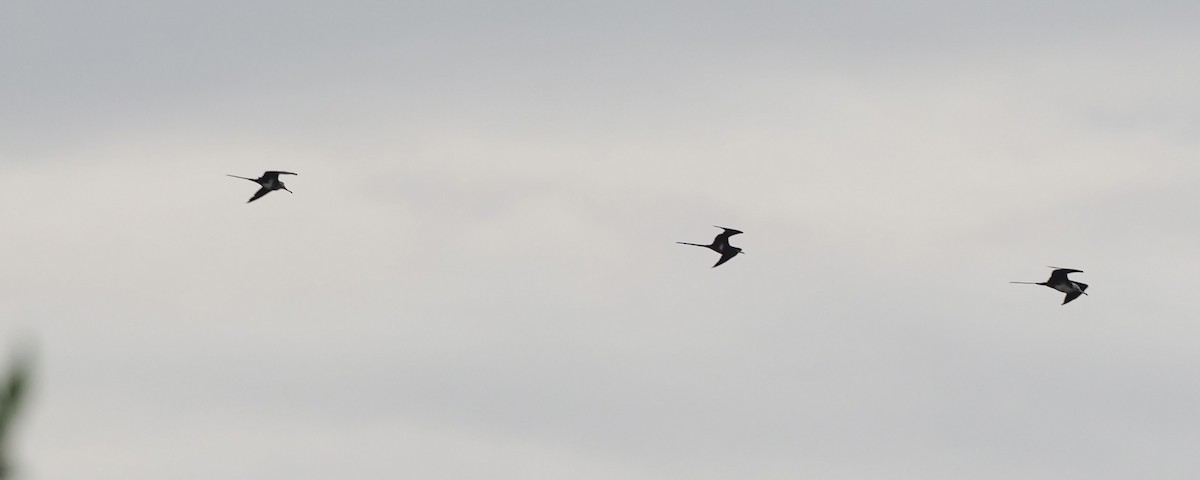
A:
712 249 739 268
1062 290 1084 305
1048 268 1082 283
247 186 271 203
713 226 743 244
260 171 297 181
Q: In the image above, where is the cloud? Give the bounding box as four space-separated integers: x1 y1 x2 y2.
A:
5 1 1200 479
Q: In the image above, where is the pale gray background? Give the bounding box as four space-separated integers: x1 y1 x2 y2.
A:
3 1 1200 478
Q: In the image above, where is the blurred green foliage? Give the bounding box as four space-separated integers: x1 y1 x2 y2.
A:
0 355 31 480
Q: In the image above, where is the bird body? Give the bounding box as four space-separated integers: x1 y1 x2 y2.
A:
1011 267 1089 305
677 226 744 268
227 171 297 203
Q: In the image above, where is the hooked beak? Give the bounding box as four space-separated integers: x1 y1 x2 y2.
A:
283 187 293 193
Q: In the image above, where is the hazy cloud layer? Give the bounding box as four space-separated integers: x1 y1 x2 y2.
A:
4 1 1200 479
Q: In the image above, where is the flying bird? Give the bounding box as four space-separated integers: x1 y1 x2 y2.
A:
1011 267 1089 305
677 226 745 268
227 171 297 203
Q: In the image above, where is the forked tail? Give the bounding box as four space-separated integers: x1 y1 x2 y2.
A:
226 174 255 182
676 242 707 247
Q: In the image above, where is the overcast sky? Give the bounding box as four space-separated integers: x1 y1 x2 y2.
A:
4 1 1200 479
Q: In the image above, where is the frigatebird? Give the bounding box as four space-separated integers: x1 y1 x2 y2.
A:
677 226 745 268
227 171 297 203
1011 267 1089 305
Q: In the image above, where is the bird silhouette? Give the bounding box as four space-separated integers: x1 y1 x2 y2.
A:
677 226 745 268
227 171 297 203
1011 267 1089 305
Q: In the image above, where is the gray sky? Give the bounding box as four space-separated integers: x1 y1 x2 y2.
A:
4 1 1200 478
